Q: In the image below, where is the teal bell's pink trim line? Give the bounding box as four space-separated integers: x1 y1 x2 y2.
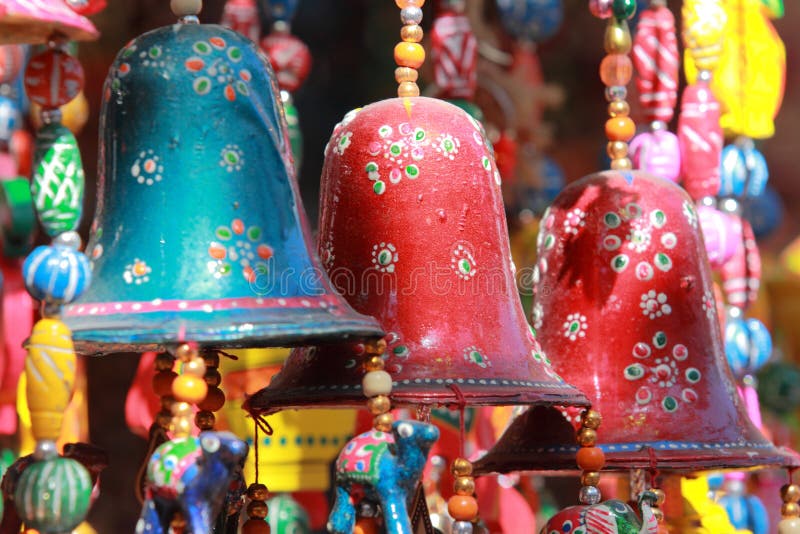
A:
63 295 343 317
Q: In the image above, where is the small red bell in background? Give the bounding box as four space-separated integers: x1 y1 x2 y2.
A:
221 0 260 43
260 31 311 94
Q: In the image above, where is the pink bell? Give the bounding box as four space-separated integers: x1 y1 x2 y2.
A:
0 0 97 44
475 171 799 473
245 97 589 413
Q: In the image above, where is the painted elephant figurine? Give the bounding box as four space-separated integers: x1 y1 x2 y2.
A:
328 420 439 534
541 491 659 534
136 431 248 534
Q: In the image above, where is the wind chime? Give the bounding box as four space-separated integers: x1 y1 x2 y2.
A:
246 0 591 531
474 0 800 532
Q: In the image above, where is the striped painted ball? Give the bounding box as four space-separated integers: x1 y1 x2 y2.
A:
23 245 91 304
14 457 92 533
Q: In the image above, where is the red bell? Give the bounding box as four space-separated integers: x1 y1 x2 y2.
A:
245 97 589 413
221 0 260 43
474 171 799 473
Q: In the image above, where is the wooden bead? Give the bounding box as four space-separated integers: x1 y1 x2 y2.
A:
367 395 391 415
448 495 478 521
398 82 420 98
582 410 602 429
581 471 601 486
652 488 666 506
395 67 419 83
395 0 425 7
576 447 606 471
203 352 220 368
604 18 631 54
779 518 800 533
611 157 633 170
607 141 628 159
452 458 473 477
401 25 423 43
784 503 800 518
183 358 206 378
195 410 215 430
364 355 385 372
175 343 196 362
241 519 270 534
608 100 629 117
355 518 379 534
653 508 665 522
155 353 175 371
247 483 269 501
171 401 193 418
362 370 393 397
599 54 633 87
172 375 208 403
605 116 635 142
153 371 177 396
247 500 269 519
454 476 475 495
172 416 193 437
577 428 597 447
374 413 393 431
783 484 800 503
204 369 222 387
365 338 387 355
171 0 202 16
197 386 226 412
394 42 425 69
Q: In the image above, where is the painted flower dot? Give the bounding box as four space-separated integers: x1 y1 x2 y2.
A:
379 125 392 138
640 290 671 319
123 258 152 285
389 168 402 184
239 69 252 82
682 388 698 403
257 244 273 260
131 149 163 185
390 142 403 156
482 156 491 170
544 234 556 250
232 219 245 234
411 147 424 161
235 80 249 96
194 42 212 55
118 63 131 76
636 386 653 405
685 367 701 383
661 233 677 249
654 253 672 272
604 235 622 251
393 345 410 358
458 259 471 275
366 162 379 174
650 209 667 228
216 226 233 241
405 164 419 179
227 47 242 62
247 226 262 241
635 261 654 281
624 364 645 380
633 342 651 359
624 202 643 220
562 313 588 341
374 181 386 195
653 331 668 349
185 57 204 72
672 344 688 361
193 77 211 95
464 347 490 368
372 242 398 273
612 254 629 272
451 244 477 280
414 128 426 142
662 396 678 412
209 37 226 49
220 144 244 172
604 212 621 228
148 45 162 59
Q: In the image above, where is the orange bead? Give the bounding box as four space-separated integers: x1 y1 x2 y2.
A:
172 375 208 403
605 116 636 142
395 0 424 7
576 446 606 471
394 42 425 69
599 54 633 87
197 386 226 412
354 518 379 534
152 371 178 397
241 519 270 534
447 495 479 521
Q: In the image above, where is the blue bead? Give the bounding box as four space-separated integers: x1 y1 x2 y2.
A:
743 186 782 239
267 0 299 23
745 318 772 374
719 144 747 197
741 144 769 197
495 0 564 42
724 316 750 378
23 245 91 304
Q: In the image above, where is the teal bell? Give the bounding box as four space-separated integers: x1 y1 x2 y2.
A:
63 22 382 354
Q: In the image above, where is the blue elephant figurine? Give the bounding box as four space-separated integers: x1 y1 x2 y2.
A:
541 491 659 534
136 432 248 534
328 420 439 534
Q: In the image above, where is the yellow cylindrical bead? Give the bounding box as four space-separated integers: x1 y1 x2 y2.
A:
401 25 423 43
451 458 473 477
25 319 76 441
607 141 628 159
783 484 800 503
784 503 800 518
183 358 206 377
398 82 420 97
611 157 633 170
604 18 631 55
367 395 391 415
172 415 193 438
374 413 393 432
395 67 419 83
608 100 630 117
581 471 601 487
171 401 193 418
364 355 385 372
577 428 597 447
172 374 208 403
454 476 475 495
394 42 425 69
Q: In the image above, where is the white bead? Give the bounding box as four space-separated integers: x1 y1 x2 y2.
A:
362 370 393 397
779 518 800 534
170 0 202 17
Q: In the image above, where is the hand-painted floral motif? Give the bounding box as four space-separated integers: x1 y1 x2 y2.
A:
207 219 273 282
451 243 477 280
184 38 251 101
624 331 700 413
563 208 586 235
433 133 460 160
639 290 672 320
362 123 430 195
333 131 352 155
131 149 163 186
372 242 398 273
124 258 151 285
563 313 587 341
219 144 244 172
138 44 167 69
600 203 676 279
463 346 491 368
320 241 335 269
626 219 652 253
336 430 393 483
532 303 544 330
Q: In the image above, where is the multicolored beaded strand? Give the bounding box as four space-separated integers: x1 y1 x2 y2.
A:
780 483 800 533
394 0 426 98
575 409 604 505
242 482 271 534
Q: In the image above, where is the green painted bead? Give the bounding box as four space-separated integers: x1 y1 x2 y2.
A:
32 123 85 237
14 457 92 533
284 101 303 173
612 0 636 19
267 494 311 534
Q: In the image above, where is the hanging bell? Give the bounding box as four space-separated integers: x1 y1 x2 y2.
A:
245 96 589 413
475 171 799 474
0 0 98 44
63 22 382 354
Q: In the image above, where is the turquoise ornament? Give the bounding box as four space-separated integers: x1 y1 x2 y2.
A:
31 122 85 237
267 494 311 534
719 143 768 199
62 22 381 354
14 457 92 534
23 245 91 304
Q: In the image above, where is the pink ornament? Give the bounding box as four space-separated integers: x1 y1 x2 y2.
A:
697 205 739 270
0 44 25 84
678 82 723 201
260 32 311 93
588 0 613 19
721 217 761 309
0 0 98 44
629 130 681 182
431 12 477 100
24 49 84 109
221 0 260 43
633 6 679 124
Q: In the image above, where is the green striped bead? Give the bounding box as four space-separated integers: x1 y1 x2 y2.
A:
14 457 92 533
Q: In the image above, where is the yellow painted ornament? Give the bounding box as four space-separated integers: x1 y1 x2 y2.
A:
682 0 727 72
686 0 786 139
24 319 76 442
674 477 752 534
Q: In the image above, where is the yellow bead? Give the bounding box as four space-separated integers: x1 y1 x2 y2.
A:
398 82 420 98
172 375 208 403
395 67 419 83
577 428 597 447
195 410 215 430
611 157 633 170
454 476 475 495
365 338 387 355
395 0 425 7
608 100 629 117
367 395 391 415
364 355 385 372
784 503 800 518
374 413 393 432
582 410 602 430
183 358 206 377
452 458 473 477
172 416 193 437
604 18 631 54
175 343 196 362
607 141 628 159
394 42 425 69
783 485 800 503
171 401 193 418
362 370 393 397
652 488 666 506
401 25 423 43
581 471 601 486
26 319 76 442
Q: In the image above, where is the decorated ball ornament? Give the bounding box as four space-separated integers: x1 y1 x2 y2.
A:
23 245 91 304
14 456 92 533
246 97 589 413
724 316 772 379
23 49 84 109
267 494 311 534
260 33 311 93
720 142 769 199
474 171 799 474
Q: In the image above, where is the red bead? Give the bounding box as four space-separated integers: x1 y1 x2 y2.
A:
24 50 85 110
599 54 633 87
260 33 312 93
0 44 25 84
152 371 178 397
447 495 479 521
576 446 606 471
197 386 226 412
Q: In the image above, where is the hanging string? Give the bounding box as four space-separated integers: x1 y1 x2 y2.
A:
646 446 660 486
448 383 467 458
254 417 259 484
